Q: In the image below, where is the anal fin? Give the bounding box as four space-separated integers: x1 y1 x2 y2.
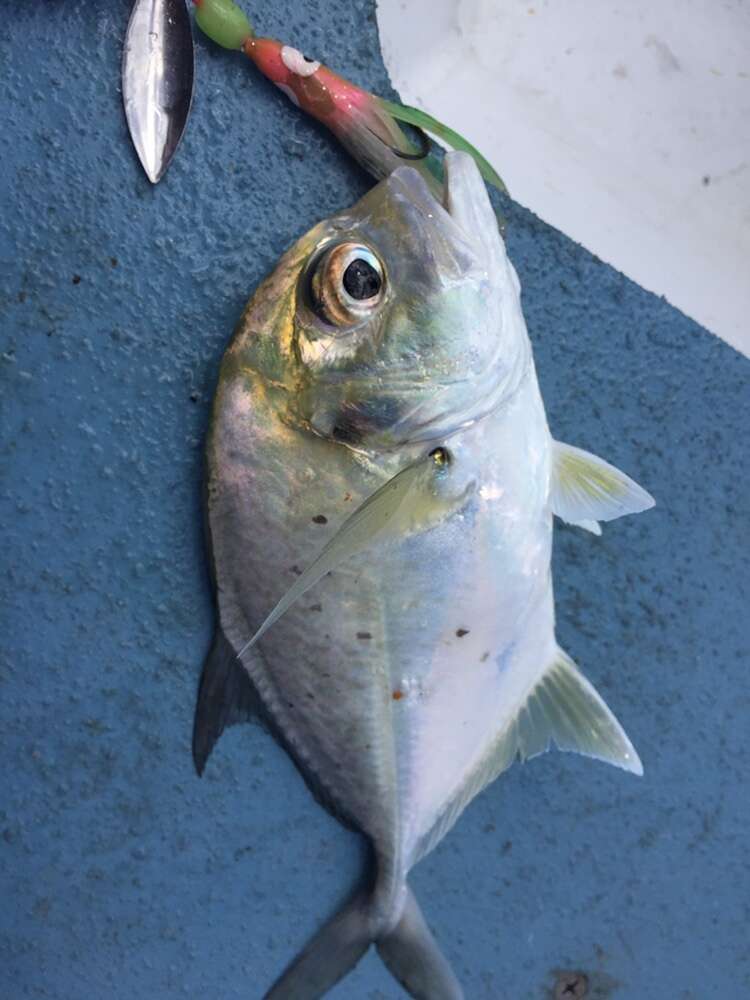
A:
192 627 264 776
509 649 642 774
414 649 641 863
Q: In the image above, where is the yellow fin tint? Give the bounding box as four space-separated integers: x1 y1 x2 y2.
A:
550 441 655 526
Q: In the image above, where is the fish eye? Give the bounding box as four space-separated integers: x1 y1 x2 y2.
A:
306 242 385 327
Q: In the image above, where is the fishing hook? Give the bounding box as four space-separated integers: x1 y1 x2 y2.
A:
366 123 431 161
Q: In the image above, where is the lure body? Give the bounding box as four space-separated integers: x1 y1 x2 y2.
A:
193 0 506 198
195 152 652 999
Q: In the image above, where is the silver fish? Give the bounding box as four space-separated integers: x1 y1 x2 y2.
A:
194 151 654 999
122 0 195 183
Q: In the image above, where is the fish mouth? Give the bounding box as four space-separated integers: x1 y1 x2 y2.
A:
388 150 504 271
376 153 527 447
440 151 506 269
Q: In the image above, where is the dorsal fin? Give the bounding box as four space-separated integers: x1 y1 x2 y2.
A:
550 440 654 526
192 627 264 776
413 649 641 863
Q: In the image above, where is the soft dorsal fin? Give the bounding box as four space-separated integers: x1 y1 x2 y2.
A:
192 627 265 776
550 441 655 527
414 649 641 863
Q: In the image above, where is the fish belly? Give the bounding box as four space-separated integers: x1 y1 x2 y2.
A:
208 368 554 875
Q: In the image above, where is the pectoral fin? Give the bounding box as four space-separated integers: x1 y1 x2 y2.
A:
550 441 655 526
237 448 470 658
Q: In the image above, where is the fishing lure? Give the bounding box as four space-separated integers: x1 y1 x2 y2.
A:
191 0 506 199
122 0 195 183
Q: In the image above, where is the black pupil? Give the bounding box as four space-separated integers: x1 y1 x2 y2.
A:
342 258 381 300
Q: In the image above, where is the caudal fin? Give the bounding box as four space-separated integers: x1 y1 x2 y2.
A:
377 887 463 1000
263 889 372 999
264 883 463 1000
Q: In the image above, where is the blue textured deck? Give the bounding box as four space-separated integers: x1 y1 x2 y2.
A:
1 2 748 998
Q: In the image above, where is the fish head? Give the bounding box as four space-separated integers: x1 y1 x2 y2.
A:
238 150 530 450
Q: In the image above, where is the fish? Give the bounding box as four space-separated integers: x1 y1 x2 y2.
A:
192 148 654 999
191 0 507 202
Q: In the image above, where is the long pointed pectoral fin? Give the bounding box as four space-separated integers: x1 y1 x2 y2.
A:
551 440 655 530
504 650 643 775
237 448 471 657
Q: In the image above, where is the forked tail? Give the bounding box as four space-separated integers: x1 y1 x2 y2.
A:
264 881 462 1000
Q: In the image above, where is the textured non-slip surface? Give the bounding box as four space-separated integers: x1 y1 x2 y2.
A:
1 2 748 997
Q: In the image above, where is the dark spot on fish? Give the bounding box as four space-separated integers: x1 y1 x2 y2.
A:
18 291 26 303
356 631 372 640
334 396 403 440
286 702 295 710
312 514 328 524
110 257 118 267
332 421 363 446
72 275 81 285
189 391 200 403
289 565 303 576
554 972 589 999
392 689 404 701
309 603 322 612
502 840 512 854
456 628 470 638
481 651 490 662
702 175 710 186
483 822 496 834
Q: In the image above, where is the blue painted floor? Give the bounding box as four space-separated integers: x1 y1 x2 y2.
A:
1 2 748 998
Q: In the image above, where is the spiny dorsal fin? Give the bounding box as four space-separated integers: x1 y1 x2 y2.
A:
550 440 655 527
192 627 264 776
414 649 641 863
